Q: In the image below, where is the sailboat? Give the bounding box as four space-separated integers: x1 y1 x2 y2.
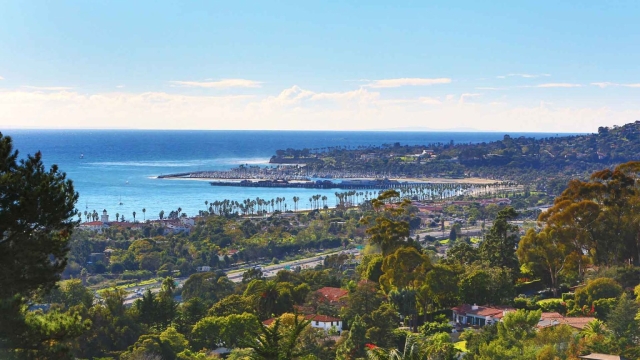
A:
80 153 84 159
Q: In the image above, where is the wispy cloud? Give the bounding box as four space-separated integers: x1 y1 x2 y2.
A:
509 73 550 78
476 87 503 90
498 73 551 79
459 93 481 104
0 76 4 80
116 85 125 88
591 82 640 88
418 97 442 105
367 78 451 88
22 85 73 91
169 79 262 88
535 83 582 88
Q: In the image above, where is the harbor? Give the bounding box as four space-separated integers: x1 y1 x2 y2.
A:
209 178 421 190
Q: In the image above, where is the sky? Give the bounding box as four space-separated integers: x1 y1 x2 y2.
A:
1 1 639 132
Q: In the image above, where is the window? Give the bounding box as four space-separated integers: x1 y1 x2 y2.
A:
315 321 319 326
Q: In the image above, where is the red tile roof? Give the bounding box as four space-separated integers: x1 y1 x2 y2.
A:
452 304 514 318
537 313 595 330
316 287 349 303
81 221 104 226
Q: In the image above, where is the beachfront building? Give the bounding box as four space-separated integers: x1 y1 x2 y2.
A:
80 221 109 233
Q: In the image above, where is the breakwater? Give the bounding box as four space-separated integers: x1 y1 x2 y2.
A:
210 179 421 190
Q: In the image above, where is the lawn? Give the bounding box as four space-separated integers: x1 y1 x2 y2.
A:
454 340 468 352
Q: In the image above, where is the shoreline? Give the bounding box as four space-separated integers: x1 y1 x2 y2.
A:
156 175 500 185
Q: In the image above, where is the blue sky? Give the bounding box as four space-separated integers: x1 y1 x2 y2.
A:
1 1 639 131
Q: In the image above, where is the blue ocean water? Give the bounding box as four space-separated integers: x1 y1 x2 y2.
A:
4 130 566 220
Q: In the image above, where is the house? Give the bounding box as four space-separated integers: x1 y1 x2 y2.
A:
196 266 212 272
218 249 239 261
579 354 627 360
263 314 342 334
88 252 106 264
451 304 514 327
306 314 342 333
316 287 349 305
79 221 109 232
179 217 195 226
537 312 596 330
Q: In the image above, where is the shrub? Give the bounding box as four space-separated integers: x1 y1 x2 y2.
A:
592 298 618 320
561 293 574 301
122 270 154 281
420 321 453 336
575 278 623 307
513 297 539 310
537 298 566 314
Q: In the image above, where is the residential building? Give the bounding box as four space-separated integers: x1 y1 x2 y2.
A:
316 287 349 305
451 304 513 327
263 314 342 334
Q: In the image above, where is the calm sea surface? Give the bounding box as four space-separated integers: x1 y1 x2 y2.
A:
4 130 565 220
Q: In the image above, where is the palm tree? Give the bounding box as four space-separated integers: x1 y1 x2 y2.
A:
366 334 425 360
132 211 136 222
142 208 146 221
243 315 310 360
581 319 609 337
115 212 119 222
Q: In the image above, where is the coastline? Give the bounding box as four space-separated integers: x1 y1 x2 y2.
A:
156 175 500 185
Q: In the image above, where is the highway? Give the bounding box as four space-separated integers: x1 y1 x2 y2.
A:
120 248 359 305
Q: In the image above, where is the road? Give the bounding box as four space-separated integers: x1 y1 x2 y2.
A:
120 248 359 305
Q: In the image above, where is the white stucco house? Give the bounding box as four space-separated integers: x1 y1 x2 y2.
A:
263 314 342 334
80 221 109 233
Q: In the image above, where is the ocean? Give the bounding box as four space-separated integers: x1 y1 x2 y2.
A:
4 129 564 220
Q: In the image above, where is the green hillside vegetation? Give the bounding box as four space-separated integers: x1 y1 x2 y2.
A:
3 132 640 359
271 121 640 191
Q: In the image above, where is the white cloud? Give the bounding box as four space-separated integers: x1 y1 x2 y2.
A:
0 76 4 80
1 86 640 133
507 73 551 78
496 76 506 79
476 87 503 90
535 83 582 88
591 82 640 88
418 97 442 105
458 93 481 104
169 79 262 88
116 85 125 88
367 78 451 88
21 86 73 91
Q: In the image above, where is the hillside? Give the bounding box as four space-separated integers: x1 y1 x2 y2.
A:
270 121 640 190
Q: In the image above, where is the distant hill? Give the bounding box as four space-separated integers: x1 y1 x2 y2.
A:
271 121 640 191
